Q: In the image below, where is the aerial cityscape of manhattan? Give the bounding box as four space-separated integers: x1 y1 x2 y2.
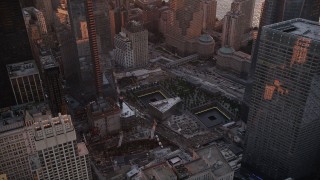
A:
0 0 319 179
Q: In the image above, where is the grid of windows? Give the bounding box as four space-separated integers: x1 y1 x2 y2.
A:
0 130 34 179
244 20 320 179
37 141 91 180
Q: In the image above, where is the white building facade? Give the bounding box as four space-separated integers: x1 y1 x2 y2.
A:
114 21 148 69
33 114 92 180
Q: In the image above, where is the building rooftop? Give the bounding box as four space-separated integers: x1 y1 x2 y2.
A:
77 142 89 156
149 97 181 113
218 47 235 55
126 20 145 33
142 162 177 180
266 18 320 41
184 159 209 175
88 97 120 116
33 113 74 140
0 102 51 133
120 102 135 118
199 34 214 43
195 144 233 177
7 60 39 78
0 108 24 133
41 55 59 69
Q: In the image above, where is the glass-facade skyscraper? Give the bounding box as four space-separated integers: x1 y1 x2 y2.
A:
242 0 320 122
243 19 320 179
260 0 320 27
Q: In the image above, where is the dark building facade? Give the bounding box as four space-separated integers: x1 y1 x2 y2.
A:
0 0 34 108
85 0 114 96
41 54 67 116
243 19 320 179
260 0 320 27
242 0 320 122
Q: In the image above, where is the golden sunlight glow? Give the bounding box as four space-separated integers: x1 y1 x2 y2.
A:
291 37 311 66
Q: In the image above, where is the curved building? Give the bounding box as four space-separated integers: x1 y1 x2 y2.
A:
197 34 215 59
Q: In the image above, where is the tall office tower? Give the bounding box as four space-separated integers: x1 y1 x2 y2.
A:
221 3 243 50
109 1 129 47
114 21 148 69
202 0 217 31
6 60 45 105
23 7 48 35
40 54 67 116
0 0 34 108
165 0 204 56
260 0 320 27
33 114 92 179
243 0 320 122
35 0 54 30
56 26 81 86
85 0 113 95
0 102 51 179
243 19 320 179
234 0 255 33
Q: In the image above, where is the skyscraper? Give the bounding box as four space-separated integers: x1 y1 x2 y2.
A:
235 0 255 34
85 0 113 96
165 0 216 56
260 0 320 27
6 60 45 105
0 102 51 179
40 54 67 116
0 0 34 108
114 21 148 69
202 0 217 31
109 0 128 47
22 7 48 35
242 0 320 122
243 19 320 179
33 114 92 179
221 3 243 50
35 0 54 29
221 0 255 50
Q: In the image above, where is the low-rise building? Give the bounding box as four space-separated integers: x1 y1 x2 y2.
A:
87 97 121 136
216 48 251 78
148 97 181 120
141 162 177 180
176 144 234 180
